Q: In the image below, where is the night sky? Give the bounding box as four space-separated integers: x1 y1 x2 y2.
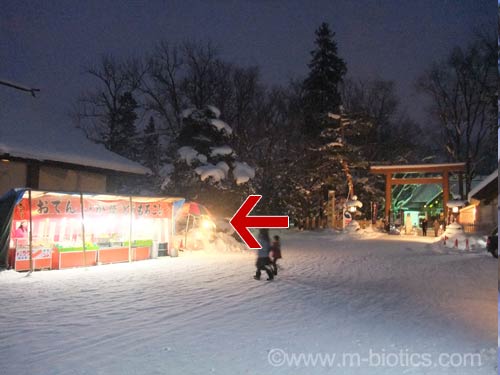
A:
0 0 495 135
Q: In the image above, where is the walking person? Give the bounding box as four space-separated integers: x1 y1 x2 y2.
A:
254 229 274 281
270 235 282 276
421 218 428 236
433 218 440 237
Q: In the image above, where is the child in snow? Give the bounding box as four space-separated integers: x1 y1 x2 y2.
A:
254 229 274 281
269 235 282 276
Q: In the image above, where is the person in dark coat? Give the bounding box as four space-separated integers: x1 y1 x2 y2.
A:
421 218 428 236
269 235 282 276
254 229 274 281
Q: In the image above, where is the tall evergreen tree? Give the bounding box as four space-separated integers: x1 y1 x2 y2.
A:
291 24 386 222
106 91 139 160
291 23 350 220
303 22 347 136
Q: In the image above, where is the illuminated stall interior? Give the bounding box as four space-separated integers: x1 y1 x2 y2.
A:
9 190 184 271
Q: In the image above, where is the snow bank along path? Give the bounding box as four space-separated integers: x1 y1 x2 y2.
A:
0 231 496 374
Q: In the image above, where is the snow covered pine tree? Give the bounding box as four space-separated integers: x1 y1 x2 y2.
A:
166 105 255 214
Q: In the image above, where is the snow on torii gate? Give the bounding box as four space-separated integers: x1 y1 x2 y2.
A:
370 163 466 222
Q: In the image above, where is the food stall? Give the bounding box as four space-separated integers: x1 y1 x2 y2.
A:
5 190 185 271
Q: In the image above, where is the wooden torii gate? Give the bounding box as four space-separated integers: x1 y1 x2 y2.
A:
370 163 466 222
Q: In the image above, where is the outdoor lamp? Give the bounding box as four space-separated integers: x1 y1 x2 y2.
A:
346 197 363 211
446 200 465 224
202 218 215 230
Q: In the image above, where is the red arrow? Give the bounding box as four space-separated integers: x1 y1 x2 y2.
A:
230 195 289 249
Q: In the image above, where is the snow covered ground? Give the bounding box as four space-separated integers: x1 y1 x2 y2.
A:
0 230 497 374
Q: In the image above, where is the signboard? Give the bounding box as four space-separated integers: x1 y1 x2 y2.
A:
13 196 173 220
15 246 52 261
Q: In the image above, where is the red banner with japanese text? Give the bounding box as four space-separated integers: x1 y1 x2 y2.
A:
13 195 172 220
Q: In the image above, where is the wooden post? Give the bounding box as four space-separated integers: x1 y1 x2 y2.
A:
129 197 132 262
79 193 87 267
328 191 335 229
443 171 449 224
184 214 190 249
385 173 392 222
171 200 175 255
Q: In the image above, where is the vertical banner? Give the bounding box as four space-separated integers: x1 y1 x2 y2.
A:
371 202 378 224
327 191 335 229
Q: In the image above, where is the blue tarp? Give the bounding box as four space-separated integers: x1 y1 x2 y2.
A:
0 189 26 268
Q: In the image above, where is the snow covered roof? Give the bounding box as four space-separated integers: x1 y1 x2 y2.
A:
409 184 442 204
0 126 150 175
415 175 486 204
468 169 498 202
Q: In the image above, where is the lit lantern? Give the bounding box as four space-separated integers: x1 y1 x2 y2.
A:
446 200 465 224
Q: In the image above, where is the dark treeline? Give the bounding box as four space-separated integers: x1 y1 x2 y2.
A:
74 23 497 219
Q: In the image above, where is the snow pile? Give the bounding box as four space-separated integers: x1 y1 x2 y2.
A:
443 222 464 236
233 161 255 184
441 232 487 252
175 229 246 253
344 220 360 233
209 119 233 135
194 164 226 182
204 232 247 253
214 217 233 233
210 145 233 157
439 222 483 251
178 146 207 165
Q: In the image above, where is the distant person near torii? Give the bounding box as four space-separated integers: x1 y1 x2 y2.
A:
421 218 428 236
